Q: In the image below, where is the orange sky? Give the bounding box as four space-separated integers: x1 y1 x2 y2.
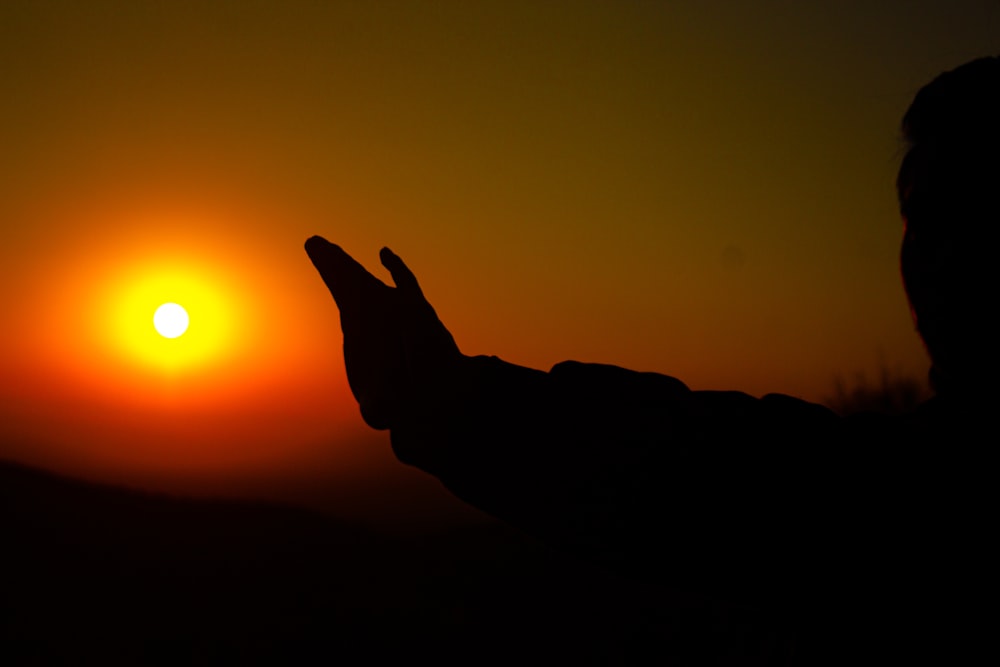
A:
1 1 997 518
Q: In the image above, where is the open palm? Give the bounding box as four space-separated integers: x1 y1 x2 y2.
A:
305 236 462 430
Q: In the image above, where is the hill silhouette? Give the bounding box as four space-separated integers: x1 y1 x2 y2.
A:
2 457 797 665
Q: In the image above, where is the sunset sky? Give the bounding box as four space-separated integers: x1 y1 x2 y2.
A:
1 1 996 518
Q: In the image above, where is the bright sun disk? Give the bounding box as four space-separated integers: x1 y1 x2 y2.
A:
154 302 189 338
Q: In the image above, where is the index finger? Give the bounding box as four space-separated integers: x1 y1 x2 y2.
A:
305 236 387 309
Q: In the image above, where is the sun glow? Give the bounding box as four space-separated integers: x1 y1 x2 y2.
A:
6 198 364 494
99 259 244 374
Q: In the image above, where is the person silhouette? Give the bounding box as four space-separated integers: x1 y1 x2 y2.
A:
306 56 997 662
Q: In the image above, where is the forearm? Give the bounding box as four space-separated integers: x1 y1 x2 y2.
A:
387 354 697 565
387 356 851 607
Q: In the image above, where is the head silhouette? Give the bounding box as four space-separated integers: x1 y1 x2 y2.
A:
898 56 1000 396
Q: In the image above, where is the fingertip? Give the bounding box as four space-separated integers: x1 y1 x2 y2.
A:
379 247 421 290
304 236 333 262
379 247 405 275
306 237 355 270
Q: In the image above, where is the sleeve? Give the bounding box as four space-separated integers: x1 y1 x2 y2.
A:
388 354 850 607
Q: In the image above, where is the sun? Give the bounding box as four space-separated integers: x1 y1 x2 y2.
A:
153 302 190 339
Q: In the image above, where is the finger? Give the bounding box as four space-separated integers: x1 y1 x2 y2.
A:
379 247 424 297
305 236 386 306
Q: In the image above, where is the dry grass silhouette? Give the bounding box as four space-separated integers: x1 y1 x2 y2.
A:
825 364 930 416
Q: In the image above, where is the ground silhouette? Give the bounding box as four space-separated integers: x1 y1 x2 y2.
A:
3 457 799 665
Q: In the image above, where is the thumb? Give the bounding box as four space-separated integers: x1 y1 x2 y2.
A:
379 247 424 297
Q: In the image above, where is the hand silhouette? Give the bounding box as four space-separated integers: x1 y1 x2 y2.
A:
305 236 463 430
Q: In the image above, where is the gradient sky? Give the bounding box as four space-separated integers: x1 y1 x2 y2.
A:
1 1 996 516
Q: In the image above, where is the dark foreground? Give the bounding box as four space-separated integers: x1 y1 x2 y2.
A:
0 459 810 666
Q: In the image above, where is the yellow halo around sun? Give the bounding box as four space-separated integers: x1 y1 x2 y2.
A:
154 302 189 338
98 262 242 373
